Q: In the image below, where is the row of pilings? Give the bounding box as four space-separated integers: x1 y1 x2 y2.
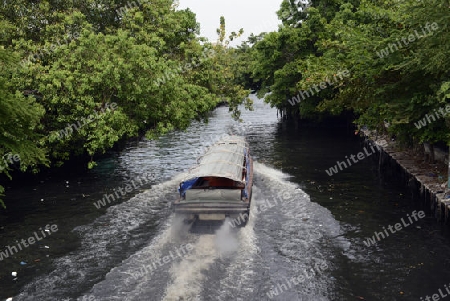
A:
363 137 450 224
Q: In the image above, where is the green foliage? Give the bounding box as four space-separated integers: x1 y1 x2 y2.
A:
0 0 251 207
0 47 48 207
211 16 251 120
248 0 450 145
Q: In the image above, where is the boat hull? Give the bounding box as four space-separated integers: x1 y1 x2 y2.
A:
173 200 251 215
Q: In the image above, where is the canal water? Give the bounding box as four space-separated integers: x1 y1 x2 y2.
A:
2 95 450 301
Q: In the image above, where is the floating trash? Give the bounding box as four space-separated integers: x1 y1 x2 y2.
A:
11 271 17 277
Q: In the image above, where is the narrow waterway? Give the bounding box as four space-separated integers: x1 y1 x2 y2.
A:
1 95 450 301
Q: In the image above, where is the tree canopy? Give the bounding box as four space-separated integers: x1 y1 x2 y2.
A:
2 0 449 206
0 0 250 206
245 0 450 146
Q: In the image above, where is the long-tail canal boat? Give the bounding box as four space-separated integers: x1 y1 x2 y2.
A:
173 136 253 224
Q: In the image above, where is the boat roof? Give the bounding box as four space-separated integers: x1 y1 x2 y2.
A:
185 135 248 184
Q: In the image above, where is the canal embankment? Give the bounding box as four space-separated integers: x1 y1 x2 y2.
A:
362 130 450 224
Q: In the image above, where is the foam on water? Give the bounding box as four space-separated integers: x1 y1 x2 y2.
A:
215 192 260 301
162 235 217 301
14 158 345 301
15 174 185 301
250 163 343 300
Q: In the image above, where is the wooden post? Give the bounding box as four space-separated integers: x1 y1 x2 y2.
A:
448 149 450 190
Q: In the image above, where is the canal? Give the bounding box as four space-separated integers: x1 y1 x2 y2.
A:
1 95 450 301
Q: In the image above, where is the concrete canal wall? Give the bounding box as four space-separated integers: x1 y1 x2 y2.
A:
362 131 450 224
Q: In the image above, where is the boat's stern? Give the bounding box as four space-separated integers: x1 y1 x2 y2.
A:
173 200 250 220
173 187 251 221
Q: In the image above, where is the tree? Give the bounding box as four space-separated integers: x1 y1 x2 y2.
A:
250 0 450 148
0 47 48 207
209 16 252 120
0 0 254 207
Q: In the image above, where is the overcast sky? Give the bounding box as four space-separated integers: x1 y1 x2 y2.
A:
177 0 282 46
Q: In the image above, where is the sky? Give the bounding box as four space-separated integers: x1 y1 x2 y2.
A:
177 0 282 46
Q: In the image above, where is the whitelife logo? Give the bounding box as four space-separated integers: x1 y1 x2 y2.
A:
363 210 425 247
20 32 80 67
126 243 194 283
58 102 118 139
0 224 58 261
0 153 20 172
287 70 350 106
93 173 155 209
414 104 450 129
376 22 439 59
228 191 292 228
325 142 385 176
420 283 450 301
266 259 328 298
